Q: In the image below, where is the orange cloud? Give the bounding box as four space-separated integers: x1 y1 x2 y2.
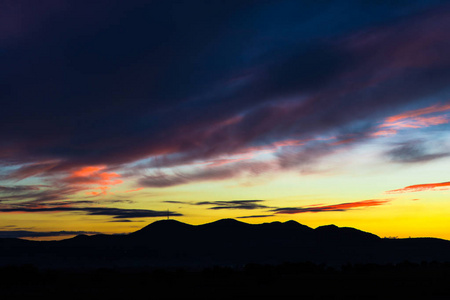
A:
67 165 123 196
72 165 106 177
123 187 144 193
67 165 122 186
86 186 111 196
386 181 450 193
273 199 390 214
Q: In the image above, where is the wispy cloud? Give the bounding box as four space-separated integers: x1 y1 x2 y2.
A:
373 103 450 136
0 185 85 203
272 199 390 214
139 161 274 188
386 181 450 193
1 161 60 181
0 206 182 219
0 185 49 193
164 199 270 210
385 139 450 164
384 103 450 124
236 214 273 219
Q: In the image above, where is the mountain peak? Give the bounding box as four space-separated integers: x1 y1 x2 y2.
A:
283 220 312 230
131 219 192 235
201 218 249 228
315 224 339 231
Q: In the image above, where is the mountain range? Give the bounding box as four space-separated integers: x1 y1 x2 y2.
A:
1 219 449 269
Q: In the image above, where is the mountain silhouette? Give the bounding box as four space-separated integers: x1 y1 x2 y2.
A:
1 219 449 269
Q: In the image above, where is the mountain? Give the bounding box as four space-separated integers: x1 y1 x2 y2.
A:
1 219 449 269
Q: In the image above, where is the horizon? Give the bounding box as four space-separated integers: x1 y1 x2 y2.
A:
1 1 450 241
3 218 449 242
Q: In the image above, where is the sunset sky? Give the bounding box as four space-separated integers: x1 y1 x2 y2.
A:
1 0 449 240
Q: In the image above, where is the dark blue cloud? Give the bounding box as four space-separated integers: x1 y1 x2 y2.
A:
1 0 450 177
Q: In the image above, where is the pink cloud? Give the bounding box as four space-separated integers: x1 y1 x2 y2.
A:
384 103 450 123
370 103 450 137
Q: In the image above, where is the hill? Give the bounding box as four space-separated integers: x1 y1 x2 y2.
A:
1 219 449 269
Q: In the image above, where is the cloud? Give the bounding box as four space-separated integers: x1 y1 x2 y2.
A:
383 103 450 124
197 200 269 210
1 2 450 187
65 165 122 186
385 140 450 163
374 103 450 136
0 185 85 203
236 214 273 219
276 139 344 172
139 161 273 188
164 199 270 210
1 162 60 180
0 185 48 193
62 165 123 196
272 199 390 214
386 181 450 193
123 187 144 193
0 165 126 202
0 230 100 239
0 206 182 219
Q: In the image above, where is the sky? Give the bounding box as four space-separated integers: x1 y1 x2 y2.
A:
1 0 449 240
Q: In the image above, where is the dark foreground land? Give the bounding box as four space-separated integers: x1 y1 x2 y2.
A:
2 261 450 299
2 219 450 269
2 220 450 298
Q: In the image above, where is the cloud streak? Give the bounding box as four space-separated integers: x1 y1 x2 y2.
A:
0 185 49 193
0 206 182 219
139 161 274 188
272 199 390 214
386 181 450 194
236 214 273 219
385 140 450 164
164 199 269 210
375 103 450 136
